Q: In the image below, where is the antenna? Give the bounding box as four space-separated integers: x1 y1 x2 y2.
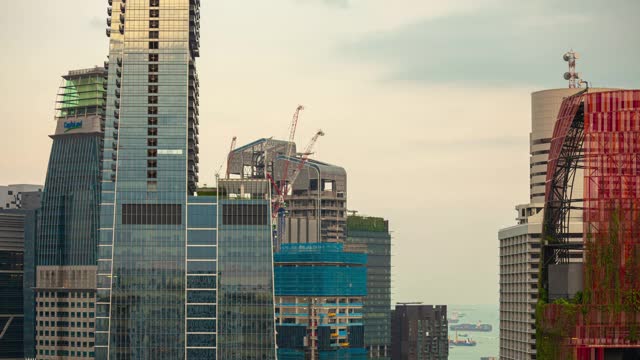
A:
563 50 581 88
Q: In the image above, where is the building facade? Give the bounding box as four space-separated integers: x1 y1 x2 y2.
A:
498 88 613 359
391 304 448 360
274 243 367 360
345 215 391 360
96 0 203 358
0 207 39 360
537 90 640 359
0 185 42 210
217 179 277 359
34 67 106 359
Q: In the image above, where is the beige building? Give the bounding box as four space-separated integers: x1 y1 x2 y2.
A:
498 88 613 359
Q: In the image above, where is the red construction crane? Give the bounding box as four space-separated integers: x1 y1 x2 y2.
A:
279 105 304 196
285 129 325 197
225 136 237 178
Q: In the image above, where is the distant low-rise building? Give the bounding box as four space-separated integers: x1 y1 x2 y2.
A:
391 304 448 360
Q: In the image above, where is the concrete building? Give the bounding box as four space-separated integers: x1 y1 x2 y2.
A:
0 202 39 359
391 304 448 360
498 88 613 359
227 139 348 244
0 185 42 210
345 215 391 360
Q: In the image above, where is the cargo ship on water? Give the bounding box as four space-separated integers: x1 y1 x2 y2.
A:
450 321 492 332
449 334 477 347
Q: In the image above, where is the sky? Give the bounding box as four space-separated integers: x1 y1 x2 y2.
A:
1 0 639 305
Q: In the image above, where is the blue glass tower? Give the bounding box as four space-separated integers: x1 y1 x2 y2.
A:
35 67 106 359
96 0 201 358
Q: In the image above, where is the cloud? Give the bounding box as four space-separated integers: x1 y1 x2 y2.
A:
342 0 640 87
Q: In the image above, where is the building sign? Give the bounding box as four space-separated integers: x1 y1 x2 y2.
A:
64 121 83 132
53 115 102 136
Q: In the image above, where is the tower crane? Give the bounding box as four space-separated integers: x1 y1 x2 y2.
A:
284 129 325 197
273 130 325 250
225 136 237 178
279 105 304 196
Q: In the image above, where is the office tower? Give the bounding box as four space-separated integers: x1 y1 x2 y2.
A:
537 90 640 359
97 0 203 357
34 67 106 359
0 185 42 210
345 215 391 360
274 243 367 359
217 179 277 359
391 304 448 360
498 87 614 359
0 204 39 359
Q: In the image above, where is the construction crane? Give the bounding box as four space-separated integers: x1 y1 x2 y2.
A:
279 105 304 197
285 129 325 197
225 136 237 178
273 130 325 251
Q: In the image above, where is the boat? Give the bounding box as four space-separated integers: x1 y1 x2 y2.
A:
458 333 469 337
449 333 477 347
448 311 460 323
450 321 492 332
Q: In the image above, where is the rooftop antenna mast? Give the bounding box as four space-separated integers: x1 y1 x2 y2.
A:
563 50 581 88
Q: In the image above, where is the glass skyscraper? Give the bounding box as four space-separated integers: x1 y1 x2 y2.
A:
96 1 277 359
35 66 107 359
97 0 201 358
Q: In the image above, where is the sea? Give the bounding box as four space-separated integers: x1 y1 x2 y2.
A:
448 304 499 360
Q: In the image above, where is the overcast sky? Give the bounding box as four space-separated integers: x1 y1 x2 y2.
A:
1 0 638 305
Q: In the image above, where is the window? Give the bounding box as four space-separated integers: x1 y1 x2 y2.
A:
148 128 158 136
148 138 158 147
148 85 158 93
149 31 159 39
149 74 158 83
149 20 160 29
148 117 158 125
147 149 158 157
149 53 159 61
150 9 159 17
222 204 269 225
147 170 157 179
149 64 159 72
148 96 158 104
122 204 182 225
149 41 159 49
150 0 160 6
147 160 157 168
148 106 158 115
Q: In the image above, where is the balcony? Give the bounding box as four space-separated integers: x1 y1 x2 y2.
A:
106 28 111 37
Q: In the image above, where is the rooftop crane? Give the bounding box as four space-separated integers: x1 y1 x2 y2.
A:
225 136 237 178
279 105 304 197
273 130 325 251
284 129 325 197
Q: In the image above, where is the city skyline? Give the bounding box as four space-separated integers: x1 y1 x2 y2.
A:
1 0 639 307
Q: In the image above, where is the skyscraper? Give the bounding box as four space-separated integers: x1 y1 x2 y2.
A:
345 215 392 360
35 66 106 359
0 204 39 359
498 87 614 359
96 0 202 358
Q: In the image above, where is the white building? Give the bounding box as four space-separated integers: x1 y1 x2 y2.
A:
0 184 42 210
498 88 610 359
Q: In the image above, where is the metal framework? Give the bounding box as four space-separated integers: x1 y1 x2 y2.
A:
542 91 587 292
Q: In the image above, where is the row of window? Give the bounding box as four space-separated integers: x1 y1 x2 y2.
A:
38 301 94 308
38 311 95 318
38 320 94 329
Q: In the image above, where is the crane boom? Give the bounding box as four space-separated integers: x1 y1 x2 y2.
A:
225 136 237 178
286 130 325 194
280 105 304 195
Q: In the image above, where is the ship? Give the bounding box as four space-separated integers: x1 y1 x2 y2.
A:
448 311 462 323
450 321 492 332
449 335 477 347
